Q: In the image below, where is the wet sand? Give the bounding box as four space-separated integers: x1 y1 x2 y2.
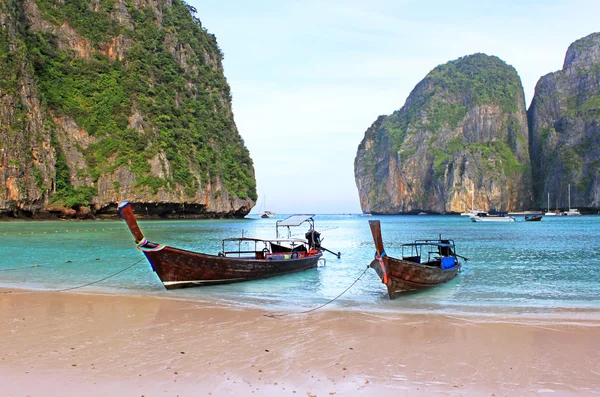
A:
1 288 599 396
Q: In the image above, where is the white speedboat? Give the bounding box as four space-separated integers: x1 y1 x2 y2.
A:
470 211 515 222
461 209 486 217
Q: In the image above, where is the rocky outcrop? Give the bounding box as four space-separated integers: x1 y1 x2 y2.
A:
0 0 256 219
355 54 532 213
528 32 600 210
0 0 56 217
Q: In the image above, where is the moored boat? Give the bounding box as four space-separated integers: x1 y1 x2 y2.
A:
564 184 582 215
461 209 486 217
260 210 277 218
544 193 557 216
460 182 485 216
367 220 464 299
118 202 326 289
524 214 543 222
257 195 276 218
470 211 515 222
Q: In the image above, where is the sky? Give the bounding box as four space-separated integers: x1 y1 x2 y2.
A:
188 0 600 214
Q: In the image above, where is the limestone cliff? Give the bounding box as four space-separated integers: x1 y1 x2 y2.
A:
0 0 256 219
355 54 532 214
528 32 600 210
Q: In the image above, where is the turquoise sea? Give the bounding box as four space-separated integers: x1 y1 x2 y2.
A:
1 214 600 320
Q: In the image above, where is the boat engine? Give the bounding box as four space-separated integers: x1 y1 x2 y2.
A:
305 229 322 250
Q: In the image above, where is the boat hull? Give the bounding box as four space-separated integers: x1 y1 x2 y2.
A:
524 215 543 221
471 216 515 222
143 243 322 289
369 257 461 299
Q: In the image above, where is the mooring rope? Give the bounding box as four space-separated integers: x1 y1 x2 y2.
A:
54 258 145 292
264 266 369 319
288 226 339 238
0 258 145 294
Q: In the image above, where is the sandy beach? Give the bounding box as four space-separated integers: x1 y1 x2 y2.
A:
1 288 599 397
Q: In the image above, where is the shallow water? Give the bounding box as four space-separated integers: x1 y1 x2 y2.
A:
1 214 599 319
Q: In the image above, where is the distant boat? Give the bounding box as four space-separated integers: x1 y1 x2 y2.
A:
367 220 464 299
564 184 581 216
544 193 557 216
260 210 277 218
258 195 276 218
524 214 543 222
361 211 372 216
460 182 485 216
470 211 515 222
418 211 427 215
461 209 486 217
118 202 326 289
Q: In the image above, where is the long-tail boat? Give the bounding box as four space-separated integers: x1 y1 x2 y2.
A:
118 202 324 289
368 220 464 299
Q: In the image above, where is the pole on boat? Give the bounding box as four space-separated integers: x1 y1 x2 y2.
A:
117 201 145 243
321 246 341 258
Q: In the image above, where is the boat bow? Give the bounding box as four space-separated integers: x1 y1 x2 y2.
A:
368 220 389 285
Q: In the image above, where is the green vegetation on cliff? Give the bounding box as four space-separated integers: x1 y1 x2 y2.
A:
426 53 522 114
379 54 527 183
381 54 524 155
0 29 20 98
35 0 120 44
355 52 531 213
26 0 256 207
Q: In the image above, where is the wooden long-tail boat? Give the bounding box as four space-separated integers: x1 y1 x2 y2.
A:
368 220 463 299
118 202 324 289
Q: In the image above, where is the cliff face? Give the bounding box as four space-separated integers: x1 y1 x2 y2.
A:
0 0 256 219
1 0 55 216
355 54 532 213
528 32 600 210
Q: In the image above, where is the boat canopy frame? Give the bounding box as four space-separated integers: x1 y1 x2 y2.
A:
220 237 310 257
276 214 316 238
400 239 457 263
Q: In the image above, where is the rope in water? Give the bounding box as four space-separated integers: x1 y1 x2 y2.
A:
0 258 145 294
55 258 145 292
264 266 369 319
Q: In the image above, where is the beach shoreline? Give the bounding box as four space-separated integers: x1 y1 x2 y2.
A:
1 287 599 396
